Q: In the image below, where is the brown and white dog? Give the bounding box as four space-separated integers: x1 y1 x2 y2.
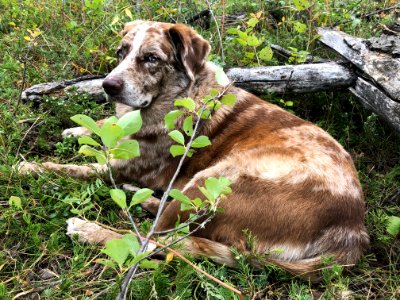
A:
20 21 369 279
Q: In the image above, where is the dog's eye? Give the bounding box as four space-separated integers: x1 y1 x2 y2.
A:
144 54 159 63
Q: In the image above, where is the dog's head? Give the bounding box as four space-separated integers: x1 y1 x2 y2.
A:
102 21 211 108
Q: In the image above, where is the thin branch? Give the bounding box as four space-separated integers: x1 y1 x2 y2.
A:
117 86 231 299
106 152 143 245
14 47 30 116
205 0 225 62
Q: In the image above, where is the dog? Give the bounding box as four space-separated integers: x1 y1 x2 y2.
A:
20 20 369 279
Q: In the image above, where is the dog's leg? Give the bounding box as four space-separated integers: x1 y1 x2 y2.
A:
66 217 157 251
18 161 107 179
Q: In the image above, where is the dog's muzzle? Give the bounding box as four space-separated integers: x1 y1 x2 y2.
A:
102 76 124 96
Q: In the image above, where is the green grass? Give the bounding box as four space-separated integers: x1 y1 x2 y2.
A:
1 0 400 299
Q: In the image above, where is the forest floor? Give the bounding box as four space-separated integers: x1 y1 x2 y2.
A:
1 1 399 299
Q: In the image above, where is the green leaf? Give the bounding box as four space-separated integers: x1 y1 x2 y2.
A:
191 136 211 148
140 259 159 269
205 177 221 200
122 234 140 255
125 251 151 267
95 258 117 269
9 196 22 210
70 114 101 136
102 238 130 265
164 110 183 130
387 216 400 236
247 35 260 47
169 189 191 205
168 130 185 145
221 94 236 106
294 21 307 33
205 177 232 200
78 136 100 146
174 98 196 111
100 118 125 148
199 109 211 119
226 28 238 35
170 145 186 157
259 45 273 61
117 110 142 136
183 116 193 137
110 188 127 209
78 145 106 164
247 17 259 28
192 198 203 208
293 0 310 10
210 88 219 97
215 67 230 86
198 186 215 202
236 38 248 47
111 140 140 160
130 188 154 207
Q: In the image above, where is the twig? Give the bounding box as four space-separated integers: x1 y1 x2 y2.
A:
96 217 242 299
14 48 30 116
15 116 44 159
13 279 62 299
106 153 143 246
282 69 294 99
205 0 225 62
117 86 231 299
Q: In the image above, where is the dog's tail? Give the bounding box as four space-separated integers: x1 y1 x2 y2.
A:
178 236 349 281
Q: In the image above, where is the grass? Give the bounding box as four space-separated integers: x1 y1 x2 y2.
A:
1 0 399 299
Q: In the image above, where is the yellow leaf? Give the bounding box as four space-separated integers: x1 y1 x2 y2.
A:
165 252 174 264
24 36 31 41
9 21 16 26
282 16 286 22
111 15 119 25
125 8 133 20
32 29 42 37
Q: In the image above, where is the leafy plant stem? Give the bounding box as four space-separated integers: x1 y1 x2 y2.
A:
105 149 144 245
117 86 230 299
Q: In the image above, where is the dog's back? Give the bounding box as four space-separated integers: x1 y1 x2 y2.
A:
151 88 368 278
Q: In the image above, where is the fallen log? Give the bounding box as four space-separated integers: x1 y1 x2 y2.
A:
21 62 356 102
225 62 355 94
349 77 400 133
318 28 400 102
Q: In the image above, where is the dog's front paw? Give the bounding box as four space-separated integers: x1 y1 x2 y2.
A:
17 161 44 176
62 126 91 138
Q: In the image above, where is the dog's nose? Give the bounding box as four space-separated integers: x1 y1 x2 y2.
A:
102 76 124 96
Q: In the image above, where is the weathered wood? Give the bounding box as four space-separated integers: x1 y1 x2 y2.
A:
21 62 357 102
349 77 400 133
318 28 400 102
226 62 356 94
22 76 106 102
366 34 400 58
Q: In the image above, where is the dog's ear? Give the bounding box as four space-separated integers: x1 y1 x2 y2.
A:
167 24 211 81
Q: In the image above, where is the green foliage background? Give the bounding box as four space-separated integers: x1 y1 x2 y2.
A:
0 0 399 298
